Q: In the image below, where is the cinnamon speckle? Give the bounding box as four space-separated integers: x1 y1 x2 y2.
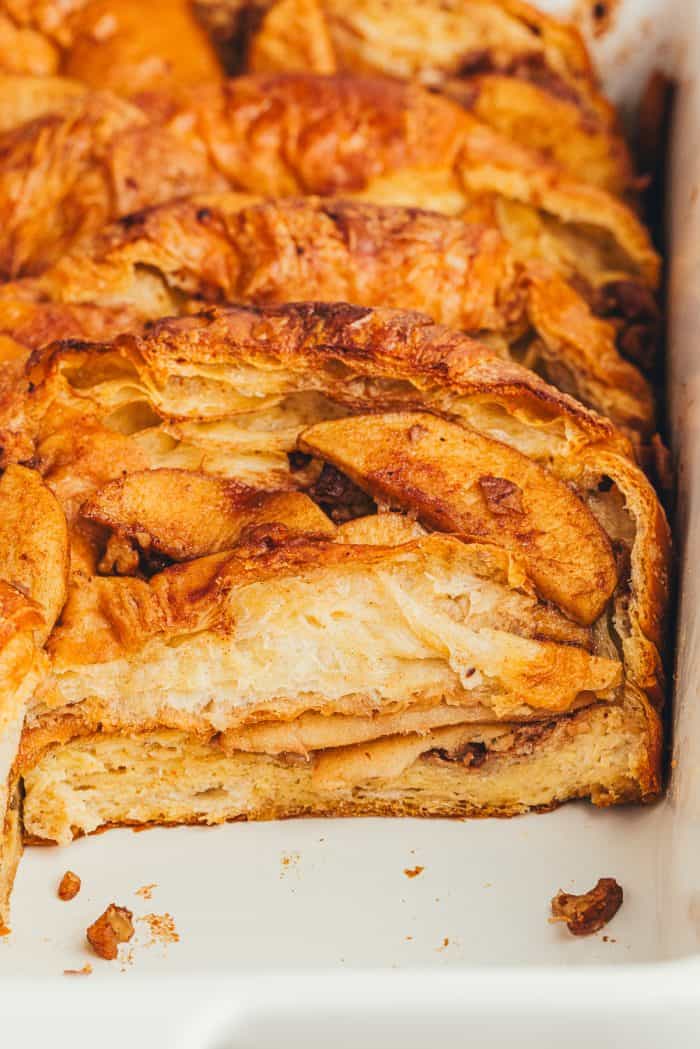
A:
134 883 157 900
403 865 424 879
280 852 301 877
140 912 179 947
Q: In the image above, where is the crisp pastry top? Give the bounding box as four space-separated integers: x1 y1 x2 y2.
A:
0 195 654 434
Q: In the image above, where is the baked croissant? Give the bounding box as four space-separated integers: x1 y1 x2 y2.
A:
197 0 634 196
0 74 658 309
5 302 667 854
0 0 222 92
0 194 654 435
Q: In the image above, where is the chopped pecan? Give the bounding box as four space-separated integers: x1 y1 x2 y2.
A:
57 871 81 901
99 533 140 576
550 877 623 936
407 423 428 444
86 904 135 960
478 475 525 515
308 463 375 523
423 741 488 768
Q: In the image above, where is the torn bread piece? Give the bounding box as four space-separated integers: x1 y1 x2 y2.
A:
231 0 634 196
3 301 667 875
0 466 69 927
0 195 654 434
6 304 667 835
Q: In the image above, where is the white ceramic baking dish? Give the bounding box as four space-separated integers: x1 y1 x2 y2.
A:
0 1 697 1044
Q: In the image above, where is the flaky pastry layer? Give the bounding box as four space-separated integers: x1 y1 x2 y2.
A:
226 0 633 195
0 195 654 432
0 72 657 290
17 304 667 705
21 685 661 845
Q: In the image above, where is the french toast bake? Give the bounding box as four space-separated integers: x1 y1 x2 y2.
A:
0 0 669 930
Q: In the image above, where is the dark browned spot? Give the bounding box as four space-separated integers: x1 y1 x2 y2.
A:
308 463 375 523
478 475 525 516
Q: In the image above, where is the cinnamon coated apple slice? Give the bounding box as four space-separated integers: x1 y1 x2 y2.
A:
81 467 335 562
299 411 617 625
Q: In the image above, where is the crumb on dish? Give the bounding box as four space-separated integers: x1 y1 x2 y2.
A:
58 870 81 901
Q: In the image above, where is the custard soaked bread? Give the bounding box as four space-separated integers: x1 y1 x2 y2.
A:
0 195 654 435
5 302 667 845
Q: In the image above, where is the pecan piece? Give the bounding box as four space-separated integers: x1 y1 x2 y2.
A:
478 475 525 515
57 870 81 901
86 904 135 960
550 878 623 936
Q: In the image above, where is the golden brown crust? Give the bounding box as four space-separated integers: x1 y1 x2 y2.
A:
0 0 223 93
0 90 226 276
152 74 656 281
236 0 633 195
0 73 657 292
1 194 654 433
28 302 626 452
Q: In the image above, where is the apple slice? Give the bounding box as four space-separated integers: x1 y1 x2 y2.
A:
299 411 617 625
82 467 335 562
